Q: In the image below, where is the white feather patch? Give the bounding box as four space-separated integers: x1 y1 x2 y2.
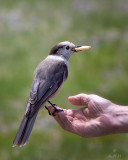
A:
46 55 69 68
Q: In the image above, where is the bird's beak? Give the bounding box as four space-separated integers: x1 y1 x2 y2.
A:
74 45 91 52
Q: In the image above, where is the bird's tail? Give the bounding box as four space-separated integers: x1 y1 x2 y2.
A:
12 111 38 147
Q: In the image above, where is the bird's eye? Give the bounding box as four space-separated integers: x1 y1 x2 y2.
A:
66 46 70 50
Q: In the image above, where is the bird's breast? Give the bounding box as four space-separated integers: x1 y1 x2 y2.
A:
35 55 68 80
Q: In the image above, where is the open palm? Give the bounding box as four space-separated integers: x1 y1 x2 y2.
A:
48 94 118 137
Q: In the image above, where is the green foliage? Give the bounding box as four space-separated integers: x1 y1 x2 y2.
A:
0 0 128 159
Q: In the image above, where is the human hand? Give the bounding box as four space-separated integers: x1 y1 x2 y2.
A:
48 94 128 137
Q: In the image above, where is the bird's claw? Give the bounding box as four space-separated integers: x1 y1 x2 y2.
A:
51 105 63 116
45 101 63 116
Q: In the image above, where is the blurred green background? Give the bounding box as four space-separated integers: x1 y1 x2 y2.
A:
0 0 128 159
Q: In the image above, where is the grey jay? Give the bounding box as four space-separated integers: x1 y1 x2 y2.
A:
13 41 91 147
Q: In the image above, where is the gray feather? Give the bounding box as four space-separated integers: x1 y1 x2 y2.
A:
13 56 68 146
13 111 38 147
27 58 68 117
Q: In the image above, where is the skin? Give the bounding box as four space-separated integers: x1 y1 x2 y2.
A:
48 94 128 138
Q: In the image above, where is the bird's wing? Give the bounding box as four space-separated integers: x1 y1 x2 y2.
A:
25 61 68 117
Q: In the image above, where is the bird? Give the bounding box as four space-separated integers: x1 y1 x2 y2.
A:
12 41 91 147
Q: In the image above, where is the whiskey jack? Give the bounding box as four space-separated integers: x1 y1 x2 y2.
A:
13 41 91 147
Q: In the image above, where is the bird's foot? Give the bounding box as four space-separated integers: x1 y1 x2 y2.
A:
51 105 63 116
47 101 63 116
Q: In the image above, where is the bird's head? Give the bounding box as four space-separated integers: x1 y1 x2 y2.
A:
49 41 91 60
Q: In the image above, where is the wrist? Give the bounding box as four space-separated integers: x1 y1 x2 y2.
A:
110 105 128 134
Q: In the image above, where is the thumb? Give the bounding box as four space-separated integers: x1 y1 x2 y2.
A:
68 94 90 106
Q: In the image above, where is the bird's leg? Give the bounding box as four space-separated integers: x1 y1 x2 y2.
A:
48 100 63 116
45 106 51 115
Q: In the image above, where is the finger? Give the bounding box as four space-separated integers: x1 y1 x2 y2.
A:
68 94 90 106
47 105 74 132
47 105 59 116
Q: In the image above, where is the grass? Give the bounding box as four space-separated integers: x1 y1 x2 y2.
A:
0 0 128 159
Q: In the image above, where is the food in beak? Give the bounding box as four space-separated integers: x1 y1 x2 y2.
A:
75 46 91 51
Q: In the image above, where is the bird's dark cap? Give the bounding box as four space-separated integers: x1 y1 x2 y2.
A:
49 41 75 55
49 44 63 55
